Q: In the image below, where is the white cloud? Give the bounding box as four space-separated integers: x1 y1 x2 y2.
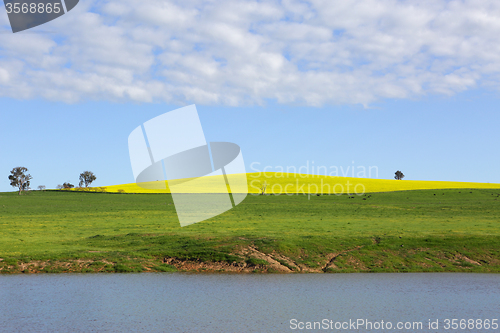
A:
0 67 9 84
1 0 500 106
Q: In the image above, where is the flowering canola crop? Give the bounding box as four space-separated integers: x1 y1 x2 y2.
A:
96 172 500 195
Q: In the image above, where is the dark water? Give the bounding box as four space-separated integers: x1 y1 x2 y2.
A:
1 273 499 332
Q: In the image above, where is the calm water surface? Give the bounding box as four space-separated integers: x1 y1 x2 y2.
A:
1 273 499 332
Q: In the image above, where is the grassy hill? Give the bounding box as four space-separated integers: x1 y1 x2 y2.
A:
1 185 500 273
97 172 500 194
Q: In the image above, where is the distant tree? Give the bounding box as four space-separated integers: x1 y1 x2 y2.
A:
56 184 63 190
394 170 405 180
8 167 32 195
79 171 96 188
63 182 74 189
37 185 46 191
260 181 267 195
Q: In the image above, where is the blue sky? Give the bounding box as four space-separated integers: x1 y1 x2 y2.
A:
1 1 500 191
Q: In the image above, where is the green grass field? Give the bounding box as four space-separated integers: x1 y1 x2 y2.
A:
1 188 500 273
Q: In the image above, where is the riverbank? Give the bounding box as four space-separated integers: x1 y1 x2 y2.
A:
1 236 500 273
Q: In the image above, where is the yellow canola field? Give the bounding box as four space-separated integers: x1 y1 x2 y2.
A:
97 172 500 195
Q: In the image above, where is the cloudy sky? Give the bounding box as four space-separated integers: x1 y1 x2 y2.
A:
1 0 500 191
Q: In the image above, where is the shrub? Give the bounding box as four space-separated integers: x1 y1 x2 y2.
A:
154 264 177 272
114 263 144 273
245 258 269 266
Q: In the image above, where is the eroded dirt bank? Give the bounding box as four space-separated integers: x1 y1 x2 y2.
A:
1 244 499 274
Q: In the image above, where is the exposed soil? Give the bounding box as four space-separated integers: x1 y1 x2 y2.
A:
322 246 364 272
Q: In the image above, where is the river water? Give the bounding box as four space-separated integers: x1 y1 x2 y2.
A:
1 273 499 332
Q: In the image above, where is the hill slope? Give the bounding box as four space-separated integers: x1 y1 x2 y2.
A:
1 188 500 273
